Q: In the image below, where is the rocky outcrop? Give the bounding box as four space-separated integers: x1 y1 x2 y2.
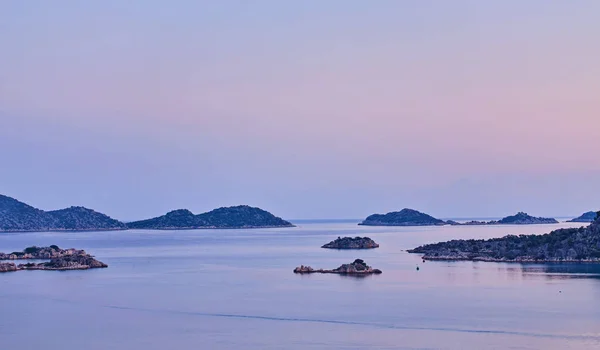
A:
568 211 599 223
322 236 379 249
448 212 559 226
359 209 445 227
0 246 108 272
127 205 294 230
408 216 600 262
0 263 17 272
0 194 125 232
294 259 382 275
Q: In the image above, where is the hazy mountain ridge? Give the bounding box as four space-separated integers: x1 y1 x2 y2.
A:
0 195 126 232
1 195 293 232
359 208 446 226
127 205 294 229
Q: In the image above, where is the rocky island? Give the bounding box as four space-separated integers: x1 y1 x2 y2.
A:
359 208 446 227
322 236 379 249
408 213 600 262
0 245 108 272
294 259 382 275
127 205 294 229
0 194 126 232
448 212 559 226
568 211 598 223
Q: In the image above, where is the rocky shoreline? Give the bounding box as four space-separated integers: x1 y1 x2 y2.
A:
0 246 108 272
321 236 379 249
409 215 600 263
294 259 382 275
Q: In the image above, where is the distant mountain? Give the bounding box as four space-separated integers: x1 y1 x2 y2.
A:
0 195 54 231
46 206 126 230
359 208 446 226
0 195 125 232
497 212 558 225
448 212 559 226
568 211 599 223
127 205 294 229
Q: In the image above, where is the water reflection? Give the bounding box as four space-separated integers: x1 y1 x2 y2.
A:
500 263 600 280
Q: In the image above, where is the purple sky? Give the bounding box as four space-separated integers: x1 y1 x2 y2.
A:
1 1 599 220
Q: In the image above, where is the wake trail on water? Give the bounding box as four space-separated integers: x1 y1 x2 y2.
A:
16 293 596 342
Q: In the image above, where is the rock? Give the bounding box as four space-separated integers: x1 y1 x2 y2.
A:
0 262 17 272
321 236 379 249
568 211 599 223
408 215 600 262
127 205 294 230
0 246 108 272
359 208 446 227
294 259 382 275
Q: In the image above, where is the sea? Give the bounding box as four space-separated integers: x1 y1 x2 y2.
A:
1 220 599 349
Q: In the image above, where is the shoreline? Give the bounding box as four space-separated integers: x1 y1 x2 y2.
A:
0 224 296 233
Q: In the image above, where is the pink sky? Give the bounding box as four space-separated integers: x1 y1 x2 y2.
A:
1 1 599 219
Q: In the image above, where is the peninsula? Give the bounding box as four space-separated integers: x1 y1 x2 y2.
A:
127 205 294 229
322 236 379 249
294 259 382 275
359 208 445 227
408 213 600 262
568 211 598 223
0 246 108 272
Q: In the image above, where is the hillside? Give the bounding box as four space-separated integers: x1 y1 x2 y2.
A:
359 208 446 226
0 195 125 232
127 205 294 229
409 213 600 262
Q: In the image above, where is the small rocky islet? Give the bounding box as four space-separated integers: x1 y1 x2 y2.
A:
0 246 108 273
294 259 382 275
322 236 379 249
408 213 600 262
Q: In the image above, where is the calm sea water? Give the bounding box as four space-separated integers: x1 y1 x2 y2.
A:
1 222 599 349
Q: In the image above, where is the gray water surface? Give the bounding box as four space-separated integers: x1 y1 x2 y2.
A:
1 222 599 349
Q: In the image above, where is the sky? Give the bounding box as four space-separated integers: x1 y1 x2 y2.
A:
1 1 599 221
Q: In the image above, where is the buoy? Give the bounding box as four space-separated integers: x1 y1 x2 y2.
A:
416 266 420 271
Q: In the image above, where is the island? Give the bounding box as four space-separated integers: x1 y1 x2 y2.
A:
359 208 446 226
0 194 295 232
408 214 600 262
568 211 598 223
0 245 108 272
0 194 126 232
448 212 559 226
322 236 379 249
294 259 382 275
127 205 294 229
